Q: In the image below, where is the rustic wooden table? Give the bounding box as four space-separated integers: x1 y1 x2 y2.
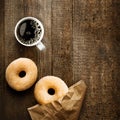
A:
0 0 120 120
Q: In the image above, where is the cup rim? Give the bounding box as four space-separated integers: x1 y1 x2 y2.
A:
14 16 44 47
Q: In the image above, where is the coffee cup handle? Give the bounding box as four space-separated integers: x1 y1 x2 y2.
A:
36 42 45 51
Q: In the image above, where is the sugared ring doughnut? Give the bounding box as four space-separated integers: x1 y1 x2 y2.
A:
5 58 38 91
34 76 68 104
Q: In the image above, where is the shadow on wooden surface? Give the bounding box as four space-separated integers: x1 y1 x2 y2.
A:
0 0 120 120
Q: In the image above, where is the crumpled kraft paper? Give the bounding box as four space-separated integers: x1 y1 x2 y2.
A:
28 80 87 120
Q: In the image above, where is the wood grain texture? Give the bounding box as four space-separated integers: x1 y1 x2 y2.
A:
0 0 120 120
73 0 120 119
0 0 4 118
51 0 73 86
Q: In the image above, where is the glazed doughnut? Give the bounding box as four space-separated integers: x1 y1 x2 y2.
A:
34 76 68 104
5 58 38 91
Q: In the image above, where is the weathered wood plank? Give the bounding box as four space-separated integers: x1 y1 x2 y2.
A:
73 0 120 119
0 0 4 119
51 0 73 86
35 0 52 77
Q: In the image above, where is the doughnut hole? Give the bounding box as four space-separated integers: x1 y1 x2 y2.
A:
48 88 55 95
19 71 26 78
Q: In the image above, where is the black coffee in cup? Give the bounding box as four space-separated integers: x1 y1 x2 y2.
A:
16 19 42 45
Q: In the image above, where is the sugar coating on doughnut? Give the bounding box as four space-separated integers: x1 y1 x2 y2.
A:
34 76 68 104
5 58 38 91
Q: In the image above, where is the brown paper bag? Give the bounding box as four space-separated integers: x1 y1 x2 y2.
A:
28 80 87 120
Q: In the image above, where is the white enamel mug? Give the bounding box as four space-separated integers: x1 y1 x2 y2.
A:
14 17 45 50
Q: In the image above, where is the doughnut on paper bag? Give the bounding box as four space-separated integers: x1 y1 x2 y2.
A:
28 80 87 120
